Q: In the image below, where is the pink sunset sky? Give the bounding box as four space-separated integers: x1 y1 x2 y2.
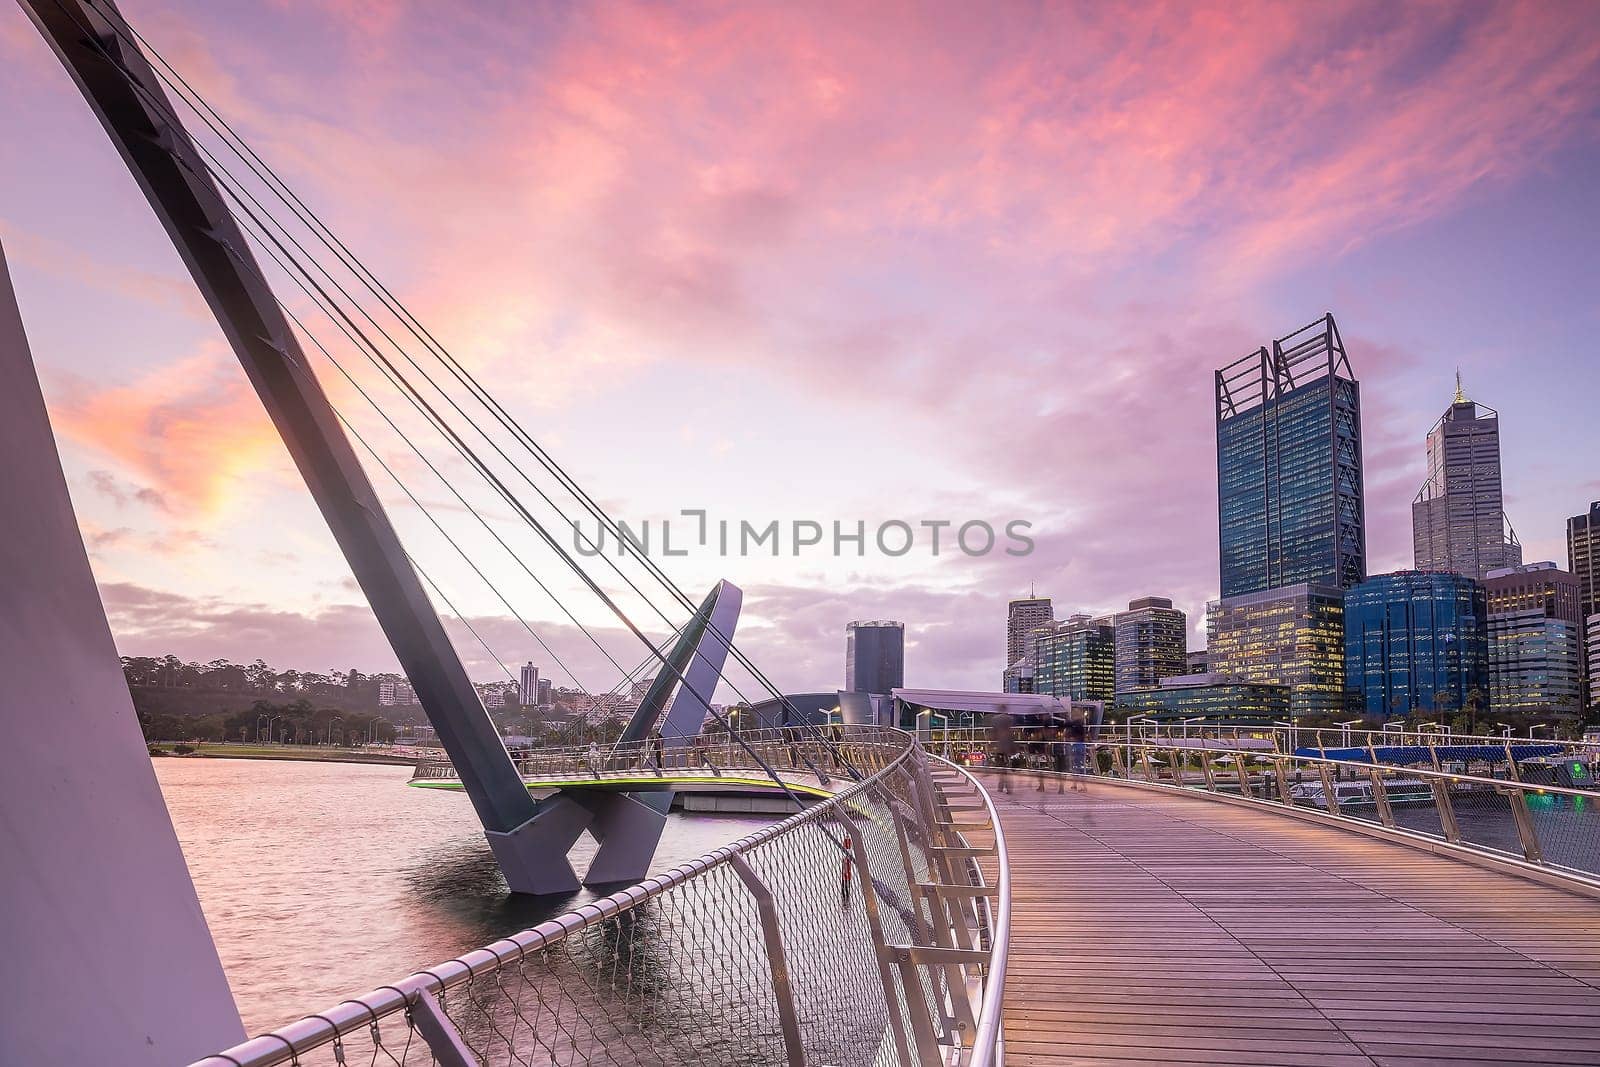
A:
3 1 1599 697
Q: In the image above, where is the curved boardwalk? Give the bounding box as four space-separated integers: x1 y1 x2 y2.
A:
976 773 1600 1066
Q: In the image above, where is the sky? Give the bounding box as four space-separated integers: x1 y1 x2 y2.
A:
2 0 1598 699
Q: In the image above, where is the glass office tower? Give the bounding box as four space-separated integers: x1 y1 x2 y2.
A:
1206 584 1347 718
1412 381 1521 580
1216 315 1366 598
1343 571 1488 718
1034 615 1116 703
1113 597 1187 693
845 620 905 695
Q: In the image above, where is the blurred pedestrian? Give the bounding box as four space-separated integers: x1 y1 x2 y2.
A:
1066 712 1088 792
991 711 1016 794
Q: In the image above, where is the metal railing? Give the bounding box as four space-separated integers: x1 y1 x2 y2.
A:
986 737 1600 892
412 727 875 790
192 727 1009 1067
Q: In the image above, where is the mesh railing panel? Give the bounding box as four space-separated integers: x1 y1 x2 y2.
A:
194 731 1006 1067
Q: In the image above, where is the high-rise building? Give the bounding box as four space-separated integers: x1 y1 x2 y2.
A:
1344 571 1488 719
1185 649 1209 674
1570 502 1600 711
518 662 540 707
1003 596 1053 689
1206 583 1347 718
845 620 905 695
536 677 553 706
1215 314 1366 598
1034 614 1115 703
1571 502 1600 620
1484 563 1584 718
1113 597 1187 693
1587 615 1600 716
1412 378 1521 580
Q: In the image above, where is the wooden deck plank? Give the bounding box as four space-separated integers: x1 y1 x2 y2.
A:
979 773 1600 1066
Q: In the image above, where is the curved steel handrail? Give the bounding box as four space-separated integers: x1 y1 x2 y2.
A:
192 727 1010 1067
930 754 1010 1067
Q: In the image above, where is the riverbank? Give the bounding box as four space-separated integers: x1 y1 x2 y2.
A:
149 742 417 766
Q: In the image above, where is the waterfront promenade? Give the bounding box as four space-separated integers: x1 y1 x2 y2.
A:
980 773 1600 1065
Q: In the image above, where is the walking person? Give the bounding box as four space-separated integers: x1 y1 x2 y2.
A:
991 711 1016 794
1066 713 1088 792
1050 723 1069 792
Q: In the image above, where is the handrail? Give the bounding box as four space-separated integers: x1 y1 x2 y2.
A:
192 726 1010 1067
1009 735 1600 896
931 754 1009 1067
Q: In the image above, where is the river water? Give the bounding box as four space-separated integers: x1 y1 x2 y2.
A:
155 758 772 1035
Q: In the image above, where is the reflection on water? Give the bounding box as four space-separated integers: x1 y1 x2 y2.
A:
155 758 772 1034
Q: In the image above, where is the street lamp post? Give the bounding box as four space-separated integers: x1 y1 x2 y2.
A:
326 715 344 746
1182 716 1205 742
1495 722 1512 739
1338 718 1364 749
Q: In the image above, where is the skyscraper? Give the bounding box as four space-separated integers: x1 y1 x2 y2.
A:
1570 502 1600 621
1344 571 1489 719
1034 615 1116 703
1206 583 1347 718
518 662 540 707
1004 595 1053 690
1484 562 1583 717
1216 314 1366 598
1412 377 1521 580
1568 501 1600 710
1113 596 1187 693
845 620 905 695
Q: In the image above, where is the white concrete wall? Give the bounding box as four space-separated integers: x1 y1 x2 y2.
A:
0 242 245 1064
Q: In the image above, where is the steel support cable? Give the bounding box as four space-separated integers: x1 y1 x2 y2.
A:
227 167 819 780
89 2 864 783
317 348 595 695
85 0 854 769
407 552 517 687
68 0 852 797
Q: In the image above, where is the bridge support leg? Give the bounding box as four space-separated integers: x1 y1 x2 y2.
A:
485 797 590 895
575 791 673 887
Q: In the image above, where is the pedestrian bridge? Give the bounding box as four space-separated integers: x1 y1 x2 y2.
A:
197 728 1600 1066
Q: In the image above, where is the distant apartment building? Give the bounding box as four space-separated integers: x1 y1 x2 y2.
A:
1034 614 1116 703
1207 583 1347 718
537 677 553 706
1113 597 1187 693
377 679 417 706
518 662 540 707
1004 596 1053 691
1485 563 1584 717
845 620 906 695
1344 571 1488 719
1216 314 1366 598
1185 649 1209 674
1411 380 1522 580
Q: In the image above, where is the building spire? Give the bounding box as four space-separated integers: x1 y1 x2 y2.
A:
1454 368 1467 405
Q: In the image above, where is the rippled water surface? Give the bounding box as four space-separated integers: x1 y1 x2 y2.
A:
156 758 771 1034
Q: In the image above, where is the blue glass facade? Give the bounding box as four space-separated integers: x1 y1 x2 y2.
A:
1343 571 1488 717
1216 316 1366 598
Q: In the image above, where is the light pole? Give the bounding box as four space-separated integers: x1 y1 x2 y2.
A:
1182 716 1205 742
1338 718 1364 749
1495 722 1512 739
267 714 283 746
326 716 344 746
1529 723 1547 740
1382 721 1404 744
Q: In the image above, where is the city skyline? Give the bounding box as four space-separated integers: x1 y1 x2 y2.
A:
3 3 1599 695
